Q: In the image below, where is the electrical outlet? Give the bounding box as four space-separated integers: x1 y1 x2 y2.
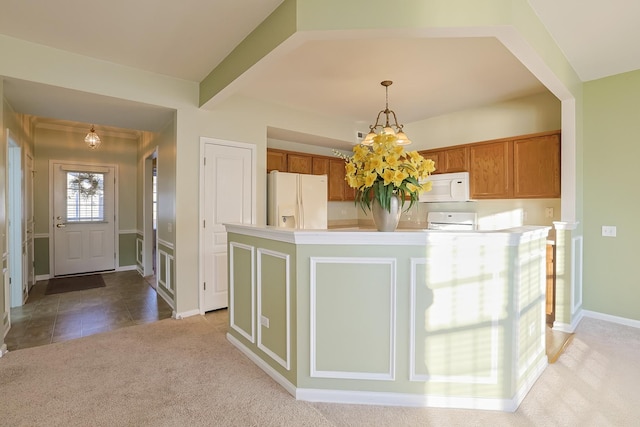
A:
545 207 554 218
602 225 617 237
260 315 270 328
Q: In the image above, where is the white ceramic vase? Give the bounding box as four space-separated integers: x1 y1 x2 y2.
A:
371 195 401 232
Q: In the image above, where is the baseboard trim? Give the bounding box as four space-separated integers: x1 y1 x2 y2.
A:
512 355 548 411
173 309 200 320
0 343 7 358
226 332 537 412
582 309 640 329
295 388 519 412
227 333 297 397
36 274 50 282
116 265 138 272
553 309 584 333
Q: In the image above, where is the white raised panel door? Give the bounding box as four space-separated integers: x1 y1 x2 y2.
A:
52 163 116 276
203 143 253 311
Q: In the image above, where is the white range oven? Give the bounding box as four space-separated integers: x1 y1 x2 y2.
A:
427 211 477 231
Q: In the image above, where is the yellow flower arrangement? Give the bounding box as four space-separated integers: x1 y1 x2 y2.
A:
336 134 436 213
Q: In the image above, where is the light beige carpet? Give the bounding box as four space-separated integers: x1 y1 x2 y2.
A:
1 312 639 426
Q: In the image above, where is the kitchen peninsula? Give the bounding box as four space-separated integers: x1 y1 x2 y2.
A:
224 224 550 412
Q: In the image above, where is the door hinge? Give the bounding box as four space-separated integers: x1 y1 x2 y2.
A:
203 157 206 166
203 220 206 228
203 282 207 290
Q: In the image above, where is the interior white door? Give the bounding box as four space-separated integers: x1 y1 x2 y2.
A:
203 142 253 311
52 163 116 276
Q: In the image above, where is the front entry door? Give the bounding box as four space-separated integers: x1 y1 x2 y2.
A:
52 163 116 276
202 141 254 311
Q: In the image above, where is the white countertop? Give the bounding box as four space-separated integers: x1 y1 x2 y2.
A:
224 223 551 246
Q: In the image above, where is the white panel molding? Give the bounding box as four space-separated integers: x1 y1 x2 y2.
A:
310 256 396 381
34 233 49 239
136 237 143 265
157 238 174 250
257 248 291 370
158 249 174 293
119 229 138 235
229 242 255 343
571 235 583 314
409 257 500 384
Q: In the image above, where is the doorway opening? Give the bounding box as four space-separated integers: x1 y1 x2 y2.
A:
143 149 158 288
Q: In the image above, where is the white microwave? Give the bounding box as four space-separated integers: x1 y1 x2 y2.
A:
419 172 471 203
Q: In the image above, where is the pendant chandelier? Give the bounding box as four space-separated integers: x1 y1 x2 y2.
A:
362 80 412 146
84 125 101 149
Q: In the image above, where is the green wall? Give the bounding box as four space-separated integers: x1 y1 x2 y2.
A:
583 70 640 320
119 233 137 268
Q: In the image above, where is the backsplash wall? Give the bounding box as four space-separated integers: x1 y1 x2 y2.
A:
328 198 561 230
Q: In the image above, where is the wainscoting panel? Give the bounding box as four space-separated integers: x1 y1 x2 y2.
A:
158 248 174 300
229 242 255 343
257 248 291 370
409 256 499 384
310 257 396 381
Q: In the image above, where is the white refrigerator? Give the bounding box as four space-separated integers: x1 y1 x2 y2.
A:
267 171 328 229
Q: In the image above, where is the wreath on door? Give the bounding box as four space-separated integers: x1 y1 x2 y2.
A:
69 173 102 199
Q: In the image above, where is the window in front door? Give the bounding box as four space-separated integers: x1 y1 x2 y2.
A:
66 172 105 222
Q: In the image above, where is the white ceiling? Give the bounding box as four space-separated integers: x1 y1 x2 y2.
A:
1 1 639 141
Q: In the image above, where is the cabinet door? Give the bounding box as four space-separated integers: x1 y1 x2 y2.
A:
267 149 287 172
328 159 346 201
312 157 329 176
442 146 469 172
419 147 468 174
344 179 356 201
513 133 561 198
469 140 512 199
287 153 313 174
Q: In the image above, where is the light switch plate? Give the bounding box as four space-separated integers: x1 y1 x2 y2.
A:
602 225 617 237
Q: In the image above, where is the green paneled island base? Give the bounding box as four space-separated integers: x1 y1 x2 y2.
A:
224 224 550 412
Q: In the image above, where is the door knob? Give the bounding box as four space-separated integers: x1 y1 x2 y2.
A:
56 223 66 228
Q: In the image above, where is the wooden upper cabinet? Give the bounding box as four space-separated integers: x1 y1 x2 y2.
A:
312 157 329 176
420 146 468 174
441 146 469 173
469 140 513 199
266 149 287 173
419 150 440 173
513 133 561 198
328 159 346 201
287 152 313 174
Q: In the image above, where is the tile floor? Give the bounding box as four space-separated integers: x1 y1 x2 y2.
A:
4 270 173 351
